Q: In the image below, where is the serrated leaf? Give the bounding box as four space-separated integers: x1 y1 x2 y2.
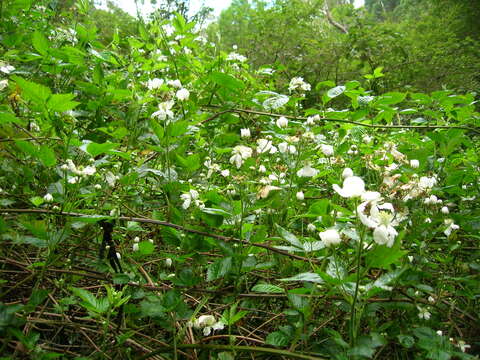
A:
251 284 284 293
210 71 245 92
263 94 289 110
138 241 154 255
327 85 346 98
32 30 49 56
0 112 25 125
279 272 323 284
150 118 164 140
86 142 120 157
38 145 56 167
47 94 79 112
13 76 51 104
266 331 290 347
207 257 232 281
275 224 302 248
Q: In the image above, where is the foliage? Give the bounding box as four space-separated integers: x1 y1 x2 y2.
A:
0 0 479 359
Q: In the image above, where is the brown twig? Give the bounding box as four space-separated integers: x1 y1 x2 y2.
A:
0 208 317 263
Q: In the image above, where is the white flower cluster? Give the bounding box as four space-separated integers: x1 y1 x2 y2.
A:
180 189 204 210
190 315 225 336
226 52 247 62
288 77 311 92
333 171 399 247
204 158 229 178
60 159 96 184
230 145 253 168
152 101 174 121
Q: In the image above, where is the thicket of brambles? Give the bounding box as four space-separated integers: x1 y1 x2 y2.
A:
0 0 479 359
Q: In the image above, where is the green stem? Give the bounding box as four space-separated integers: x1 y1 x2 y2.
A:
350 199 364 346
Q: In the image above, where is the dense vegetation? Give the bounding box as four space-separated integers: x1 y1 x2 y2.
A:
0 0 479 359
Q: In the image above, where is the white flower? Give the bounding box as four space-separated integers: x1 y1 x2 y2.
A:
43 193 53 202
226 52 247 62
220 169 230 177
167 79 182 88
240 128 251 138
342 168 354 178
457 340 471 353
258 165 266 173
278 142 288 154
0 65 15 74
443 219 459 237
307 223 316 232
296 191 305 200
165 258 173 267
410 159 420 168
297 164 319 178
116 252 121 260
0 79 8 90
321 144 334 157
256 139 273 154
417 306 431 320
424 195 441 205
146 78 164 90
192 315 224 336
357 201 398 247
441 206 449 214
94 184 102 190
152 101 175 120
68 177 78 184
363 134 373 143
133 243 139 252
428 296 435 303
288 77 311 92
229 145 253 168
419 176 437 190
319 229 341 247
276 116 288 128
133 237 140 243
176 88 190 101
80 165 96 176
436 330 443 336
425 217 432 223
180 189 199 210
333 176 365 198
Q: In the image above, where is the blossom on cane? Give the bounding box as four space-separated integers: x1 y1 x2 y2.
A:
180 189 200 210
357 201 398 247
192 315 225 336
152 101 174 120
297 164 319 178
176 88 190 101
276 116 288 128
240 128 251 138
229 145 253 168
342 168 353 178
333 176 365 198
321 144 334 157
319 229 341 247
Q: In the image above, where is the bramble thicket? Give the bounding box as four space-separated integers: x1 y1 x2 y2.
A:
0 0 479 359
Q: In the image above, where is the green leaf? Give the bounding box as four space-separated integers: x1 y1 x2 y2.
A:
207 257 232 281
38 145 56 167
251 284 284 293
150 118 164 140
327 85 346 98
366 242 407 269
169 120 189 137
308 199 329 216
30 196 44 207
275 224 302 248
176 153 201 172
210 71 245 92
86 142 120 157
15 140 37 156
47 94 80 112
375 92 406 105
138 241 154 255
266 331 290 347
279 272 323 284
32 30 49 56
13 76 51 104
0 112 25 125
